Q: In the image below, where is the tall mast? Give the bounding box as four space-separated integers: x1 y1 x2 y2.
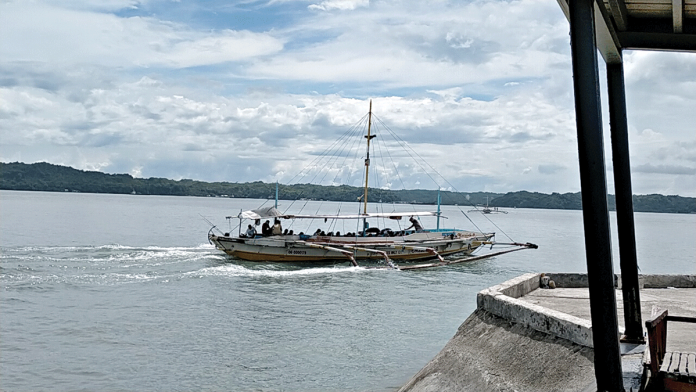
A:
362 100 375 215
437 188 441 231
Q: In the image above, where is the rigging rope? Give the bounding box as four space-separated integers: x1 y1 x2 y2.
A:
372 113 515 242
237 107 516 244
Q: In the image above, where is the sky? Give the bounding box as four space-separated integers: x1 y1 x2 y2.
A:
1 0 695 197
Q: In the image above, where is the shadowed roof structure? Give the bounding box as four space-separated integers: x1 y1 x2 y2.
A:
558 0 696 62
556 0 694 390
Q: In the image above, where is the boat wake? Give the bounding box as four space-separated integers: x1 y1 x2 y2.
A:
1 244 217 264
189 264 368 278
0 243 377 288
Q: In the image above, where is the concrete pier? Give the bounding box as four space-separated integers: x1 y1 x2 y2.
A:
399 273 696 392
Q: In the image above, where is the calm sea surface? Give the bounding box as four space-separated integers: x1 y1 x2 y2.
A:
1 190 694 391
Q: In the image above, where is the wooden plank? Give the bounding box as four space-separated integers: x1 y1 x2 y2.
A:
688 5 696 19
663 377 696 392
607 0 630 30
676 352 689 374
661 351 696 390
646 309 669 328
626 0 672 5
661 351 675 373
668 352 683 373
647 309 669 374
674 0 684 33
667 315 696 323
625 6 672 18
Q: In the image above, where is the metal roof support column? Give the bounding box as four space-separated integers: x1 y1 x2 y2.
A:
607 61 644 344
568 0 624 390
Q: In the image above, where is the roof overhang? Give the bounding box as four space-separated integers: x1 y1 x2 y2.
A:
557 0 696 63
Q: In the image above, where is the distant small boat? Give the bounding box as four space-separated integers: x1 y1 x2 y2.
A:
468 197 508 214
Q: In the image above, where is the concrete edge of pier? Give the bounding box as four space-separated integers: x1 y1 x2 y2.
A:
479 273 696 348
398 273 696 392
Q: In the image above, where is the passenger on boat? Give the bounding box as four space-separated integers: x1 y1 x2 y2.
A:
406 216 423 232
262 220 271 236
283 229 288 235
246 224 256 238
272 219 282 235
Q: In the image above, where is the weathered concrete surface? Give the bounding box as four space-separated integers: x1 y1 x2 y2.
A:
478 285 594 348
398 309 596 392
495 273 539 298
400 274 695 392
524 286 696 353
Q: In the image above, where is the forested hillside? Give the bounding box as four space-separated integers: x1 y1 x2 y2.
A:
2 162 694 213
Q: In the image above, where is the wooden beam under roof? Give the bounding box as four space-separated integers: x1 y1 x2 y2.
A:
673 0 684 33
556 0 623 63
608 0 630 30
594 0 624 63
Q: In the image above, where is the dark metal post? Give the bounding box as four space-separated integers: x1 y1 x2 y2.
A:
607 61 644 343
568 0 625 390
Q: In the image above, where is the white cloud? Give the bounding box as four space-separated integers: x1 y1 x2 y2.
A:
40 0 144 12
0 2 284 69
246 0 571 88
0 0 694 196
308 0 369 11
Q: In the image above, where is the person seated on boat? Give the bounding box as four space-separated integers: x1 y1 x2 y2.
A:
288 230 294 235
365 227 380 236
335 231 340 237
245 224 256 238
262 220 271 236
327 232 334 236
314 228 322 236
283 229 288 235
406 216 423 232
272 219 282 235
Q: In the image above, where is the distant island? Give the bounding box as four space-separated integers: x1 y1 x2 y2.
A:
1 162 694 214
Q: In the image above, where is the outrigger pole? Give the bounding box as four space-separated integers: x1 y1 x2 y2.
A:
394 242 538 271
357 242 538 271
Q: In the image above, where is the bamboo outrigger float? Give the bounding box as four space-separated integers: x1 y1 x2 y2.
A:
208 101 537 268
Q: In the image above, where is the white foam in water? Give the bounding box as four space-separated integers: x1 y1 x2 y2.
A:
8 243 215 253
58 244 216 265
190 264 368 278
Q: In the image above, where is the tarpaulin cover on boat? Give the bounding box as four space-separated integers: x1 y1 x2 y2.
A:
275 211 439 220
238 206 284 220
237 208 440 220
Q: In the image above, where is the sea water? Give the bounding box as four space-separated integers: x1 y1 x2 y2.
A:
1 190 694 391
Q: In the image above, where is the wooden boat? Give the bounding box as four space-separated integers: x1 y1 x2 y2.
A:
208 101 508 266
209 208 494 265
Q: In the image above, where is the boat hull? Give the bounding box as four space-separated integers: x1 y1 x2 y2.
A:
208 232 494 263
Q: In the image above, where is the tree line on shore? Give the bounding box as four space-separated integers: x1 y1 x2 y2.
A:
1 162 694 214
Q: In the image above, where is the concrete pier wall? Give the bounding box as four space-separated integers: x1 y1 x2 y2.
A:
398 309 597 392
399 273 696 392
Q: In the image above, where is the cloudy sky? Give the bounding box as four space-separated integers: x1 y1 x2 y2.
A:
1 0 694 196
